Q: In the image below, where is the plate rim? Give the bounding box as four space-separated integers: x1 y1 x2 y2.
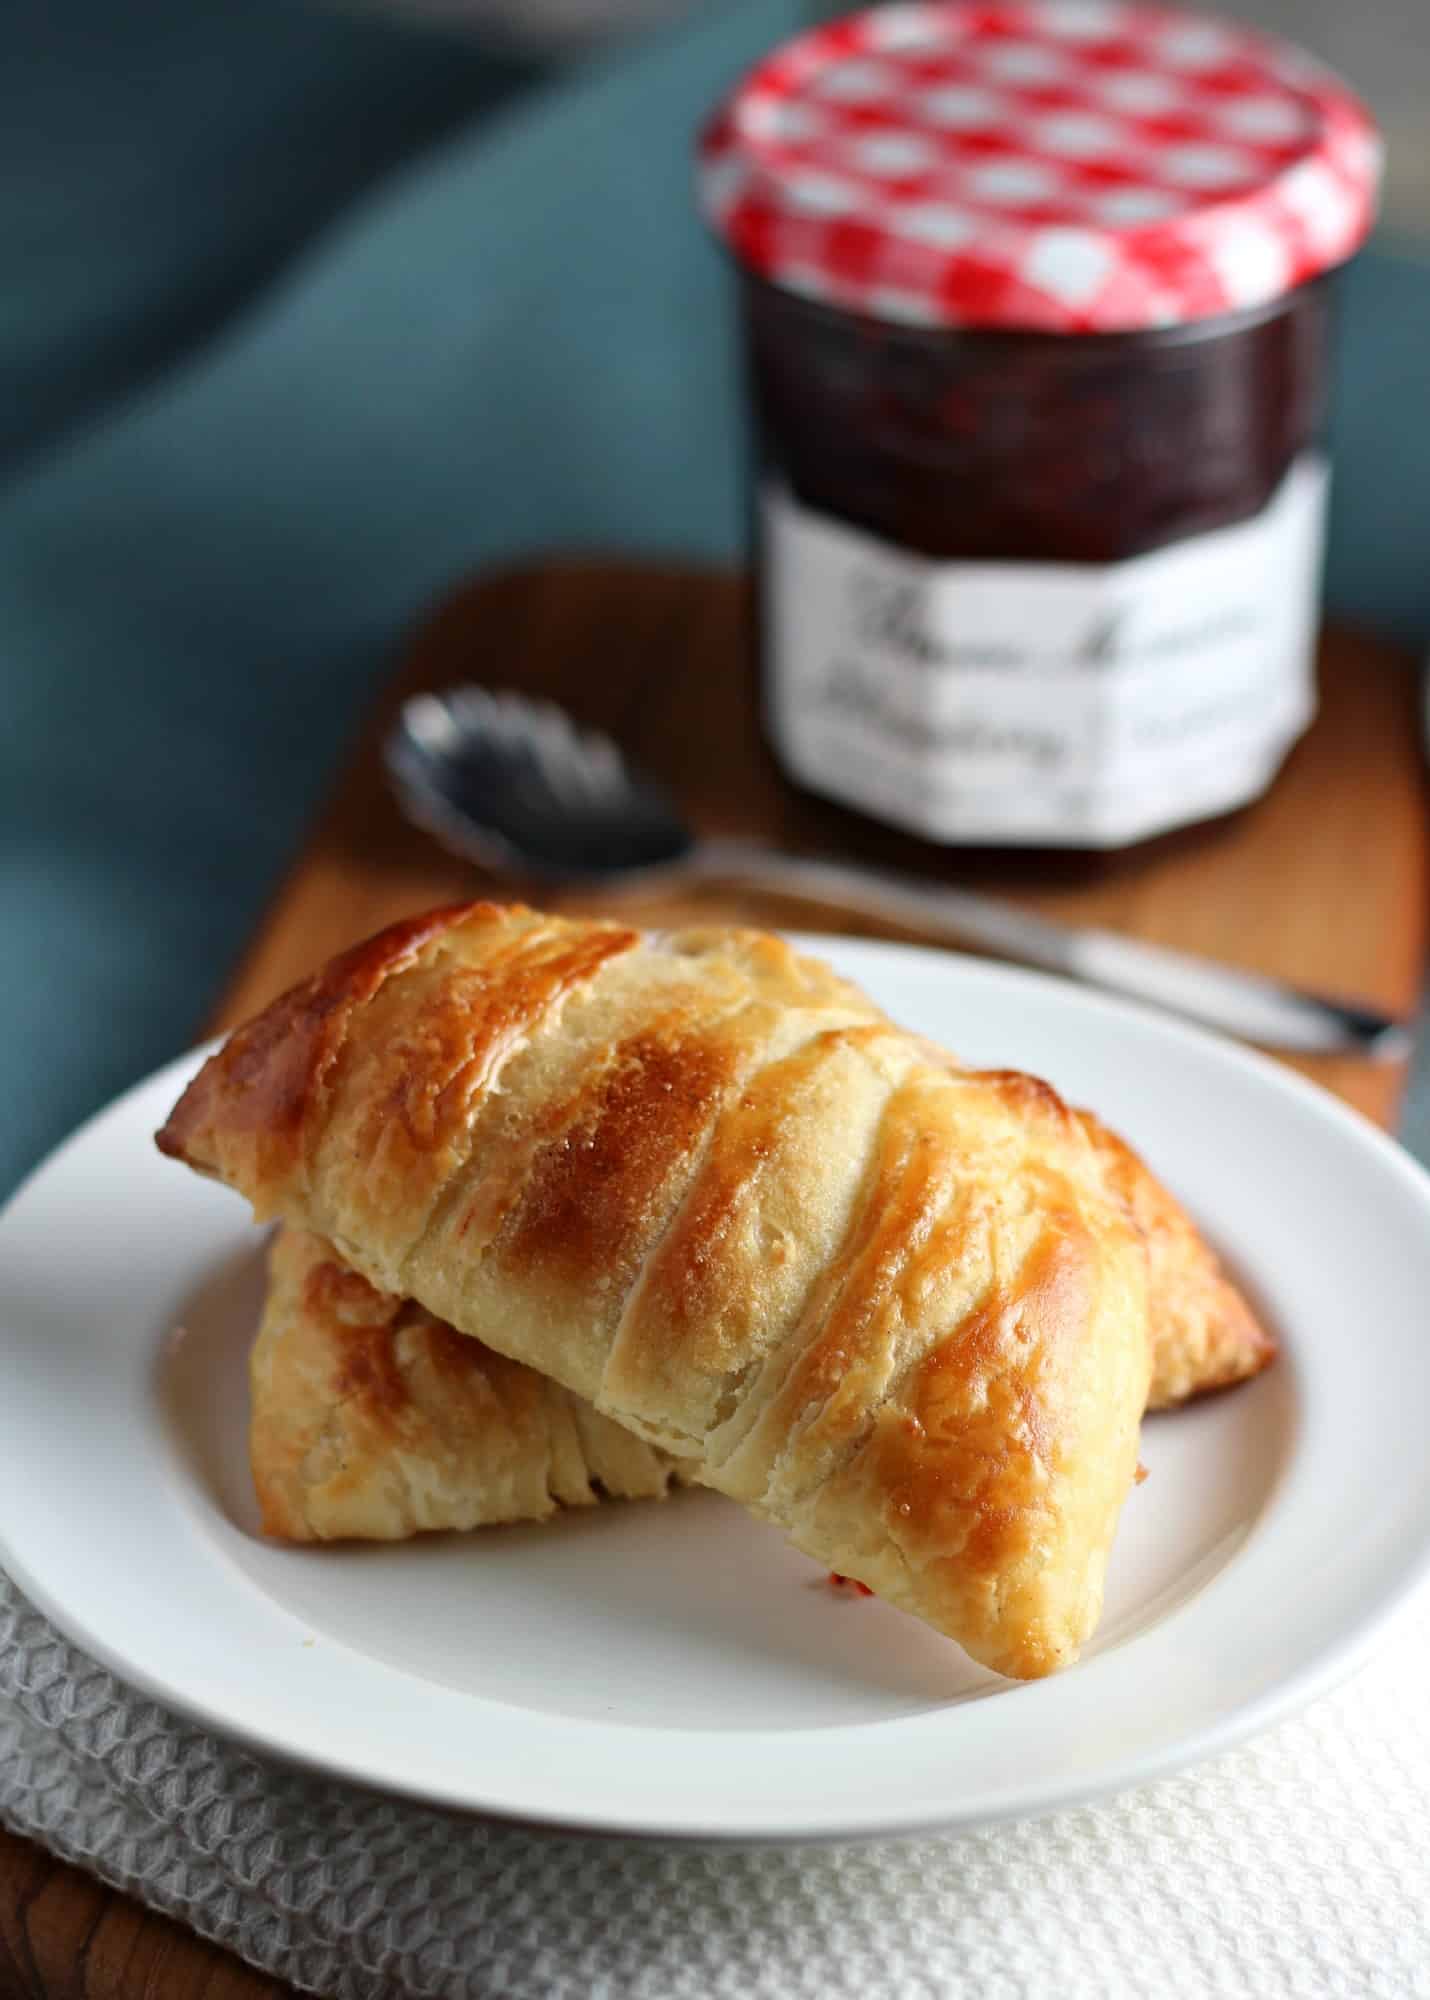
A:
3 935 1430 1843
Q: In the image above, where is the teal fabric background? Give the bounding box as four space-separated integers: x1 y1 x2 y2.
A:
2 0 1426 1199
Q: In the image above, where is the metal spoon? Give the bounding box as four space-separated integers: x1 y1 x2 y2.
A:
385 686 1409 1059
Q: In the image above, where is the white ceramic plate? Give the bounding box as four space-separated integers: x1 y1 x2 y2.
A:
3 938 1429 1843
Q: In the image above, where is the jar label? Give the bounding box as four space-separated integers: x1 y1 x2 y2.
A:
763 457 1329 847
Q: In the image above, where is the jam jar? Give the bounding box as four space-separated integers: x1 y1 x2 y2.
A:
699 2 1381 848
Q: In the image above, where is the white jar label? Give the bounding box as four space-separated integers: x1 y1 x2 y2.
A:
762 456 1329 847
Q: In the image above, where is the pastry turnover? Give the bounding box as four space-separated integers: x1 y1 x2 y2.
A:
252 1225 680 1541
160 903 1269 1678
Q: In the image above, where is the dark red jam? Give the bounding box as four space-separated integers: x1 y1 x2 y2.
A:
742 270 1334 567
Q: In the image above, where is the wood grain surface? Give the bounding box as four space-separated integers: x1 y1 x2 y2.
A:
5 559 1425 2000
0 1829 284 1999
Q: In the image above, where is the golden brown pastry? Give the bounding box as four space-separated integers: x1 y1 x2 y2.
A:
252 1225 680 1541
898 1046 1272 1411
159 903 1161 1678
1081 1116 1273 1409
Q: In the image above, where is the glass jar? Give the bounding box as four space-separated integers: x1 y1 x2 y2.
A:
699 3 1380 849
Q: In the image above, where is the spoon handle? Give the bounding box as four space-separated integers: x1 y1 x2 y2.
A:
691 842 1409 1060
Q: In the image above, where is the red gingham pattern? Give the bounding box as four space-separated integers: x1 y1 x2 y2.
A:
698 2 1380 332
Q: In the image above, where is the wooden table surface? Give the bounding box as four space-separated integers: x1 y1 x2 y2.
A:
3 560 1426 1999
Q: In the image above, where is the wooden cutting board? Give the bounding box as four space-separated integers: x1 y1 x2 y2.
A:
3 560 1426 2000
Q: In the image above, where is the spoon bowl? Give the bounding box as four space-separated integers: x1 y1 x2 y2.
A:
387 687 695 883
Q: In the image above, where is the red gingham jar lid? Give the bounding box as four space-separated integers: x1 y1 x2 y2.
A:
697 1 1381 332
